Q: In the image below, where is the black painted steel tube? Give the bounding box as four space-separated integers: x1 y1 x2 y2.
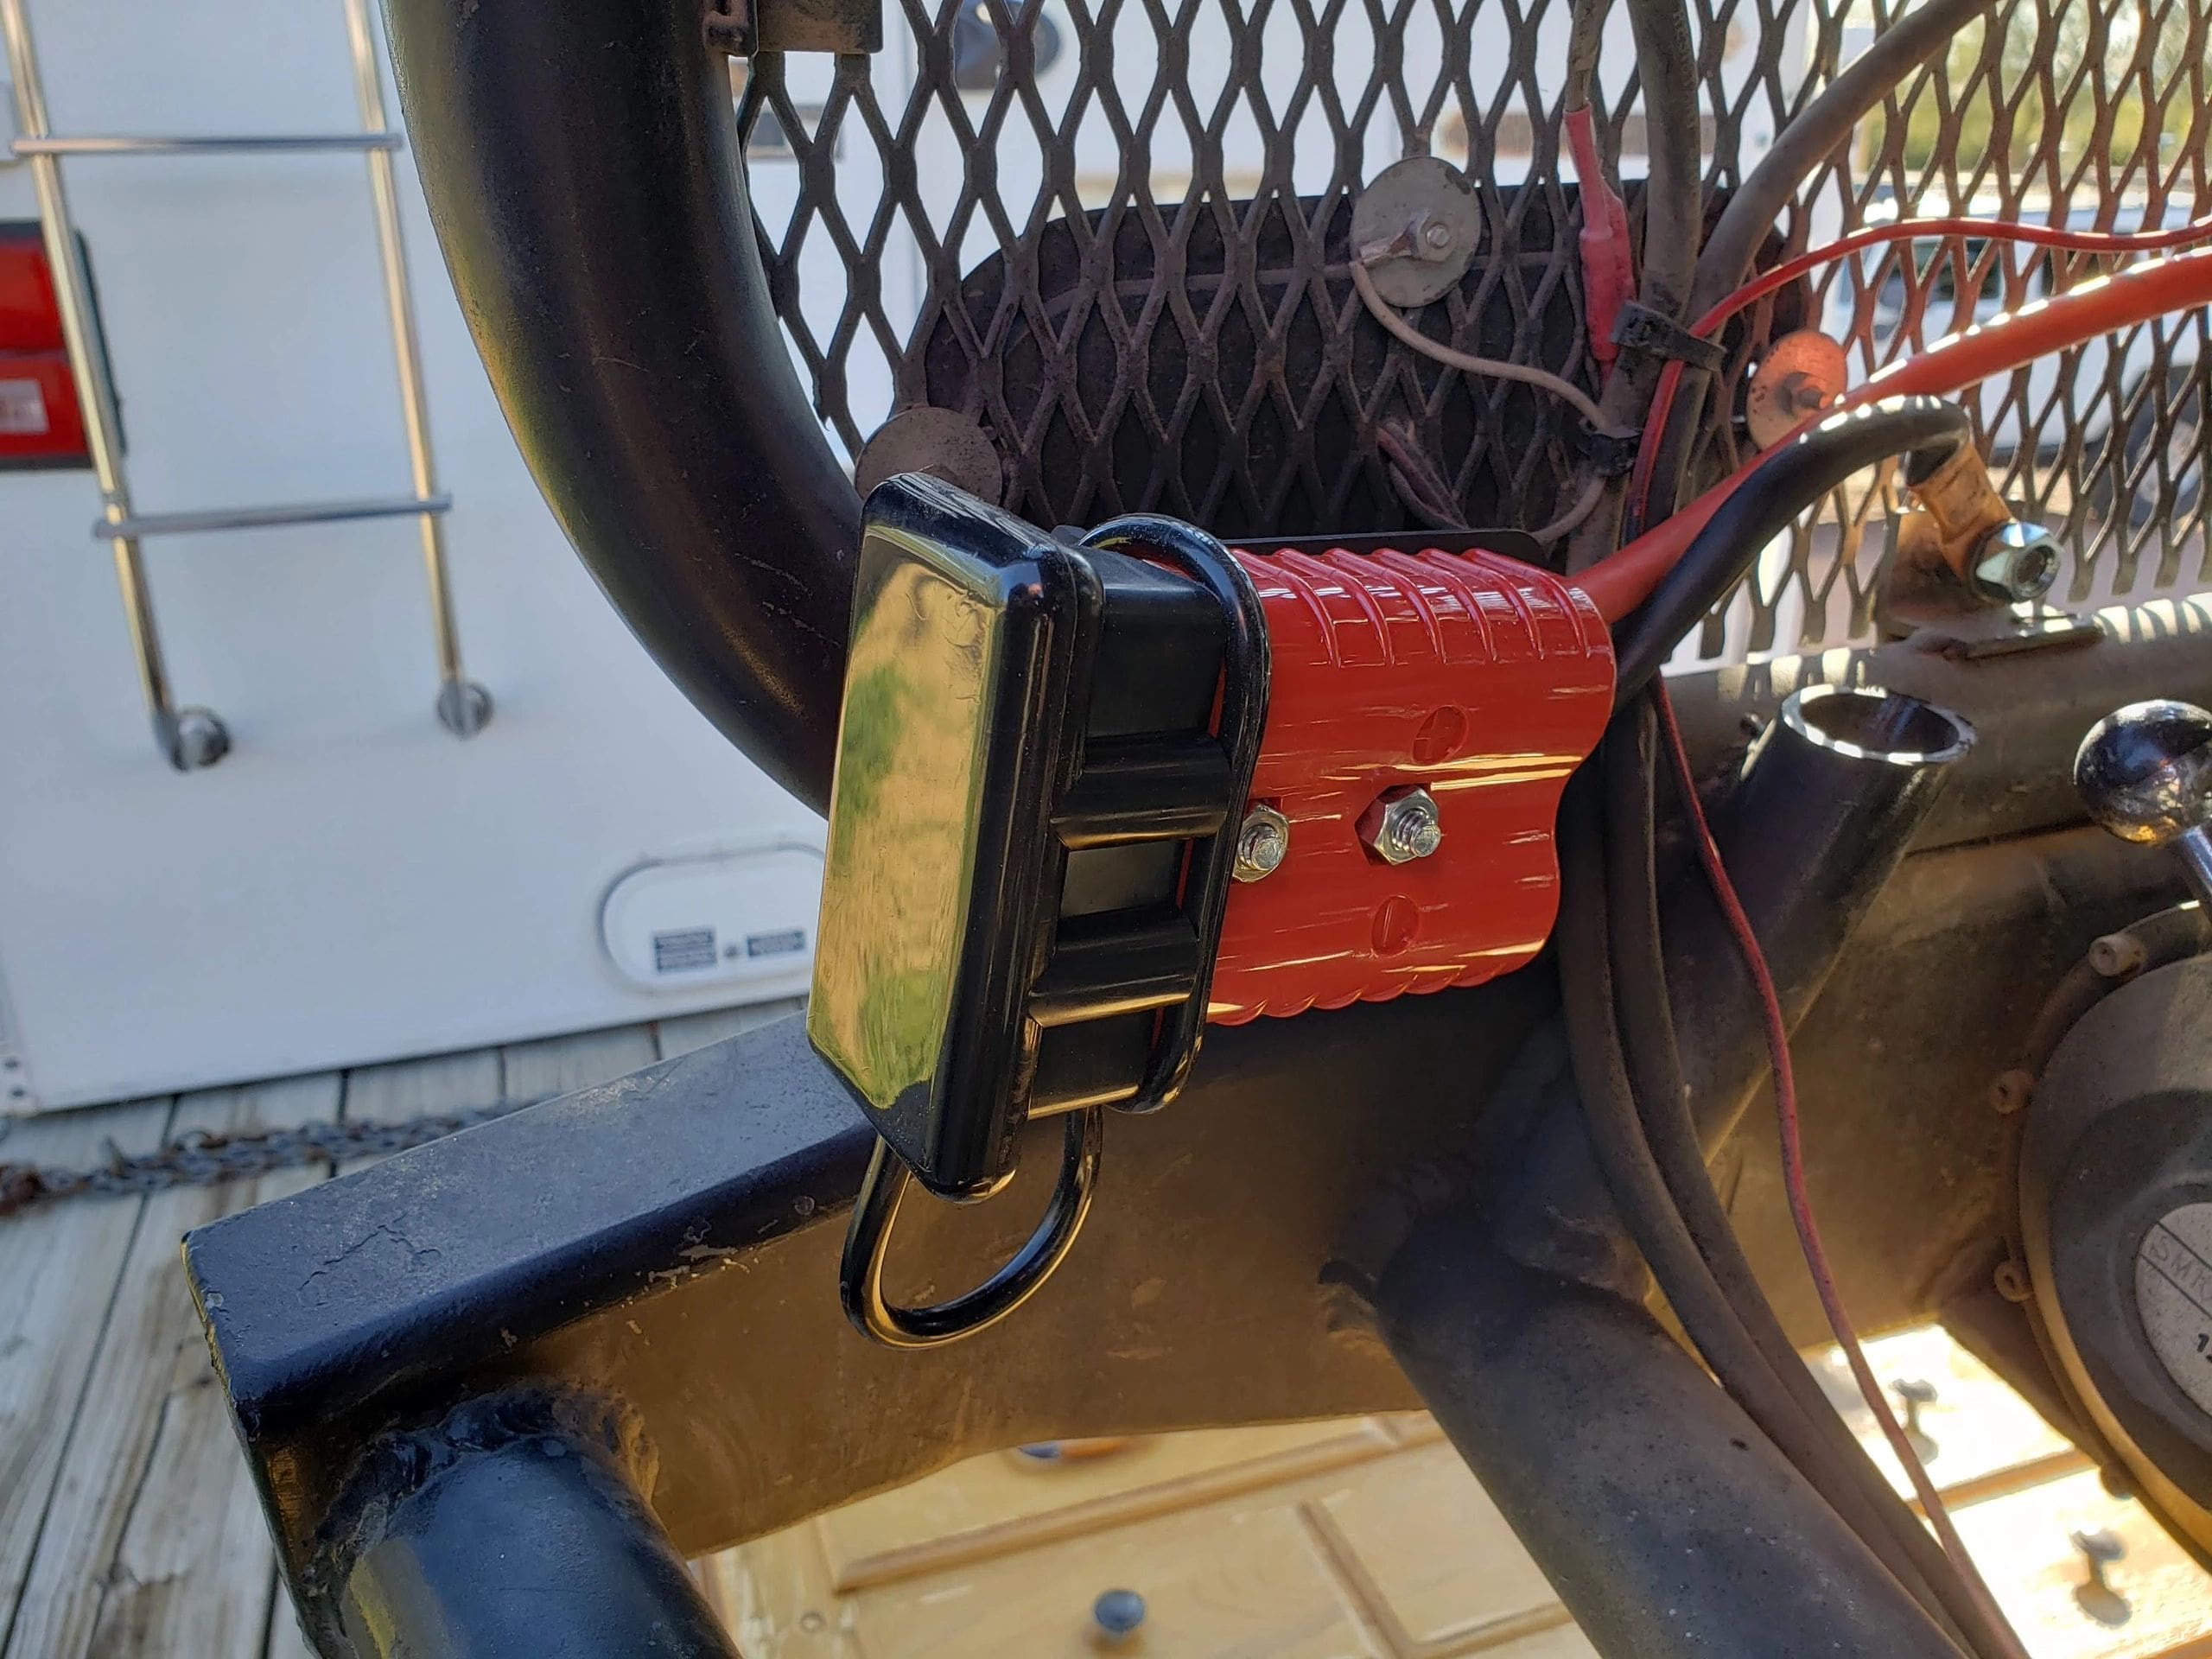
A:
1371 1209 1967 1659
1489 682 1973 1249
381 0 862 811
1605 707 2009 1656
1663 682 1975 1154
311 1392 738 1659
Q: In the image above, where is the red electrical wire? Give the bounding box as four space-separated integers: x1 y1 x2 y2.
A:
1576 243 2212 623
1628 210 2212 523
1650 684 2030 1659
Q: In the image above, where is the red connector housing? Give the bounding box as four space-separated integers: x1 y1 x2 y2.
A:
1208 543 1615 1024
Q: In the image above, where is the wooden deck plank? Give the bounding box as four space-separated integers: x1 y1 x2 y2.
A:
655 998 805 1062
814 1423 1399 1592
840 1484 1388 1659
1959 1468 2212 1659
340 1046 504 1126
1 1074 339 1659
1306 1439 1566 1657
500 1023 658 1103
0 1100 175 1646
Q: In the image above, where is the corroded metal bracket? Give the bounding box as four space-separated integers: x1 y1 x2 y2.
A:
706 0 881 54
1873 444 2098 657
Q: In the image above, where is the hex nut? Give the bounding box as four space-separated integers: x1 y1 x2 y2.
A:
1970 520 2061 604
1232 804 1292 883
1357 786 1443 865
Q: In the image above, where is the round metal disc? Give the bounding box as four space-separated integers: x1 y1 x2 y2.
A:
1350 156 1483 308
1746 330 1850 448
855 406 1006 504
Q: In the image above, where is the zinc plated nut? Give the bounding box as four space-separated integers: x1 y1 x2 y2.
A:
1970 520 2061 604
1232 804 1291 882
1357 786 1444 865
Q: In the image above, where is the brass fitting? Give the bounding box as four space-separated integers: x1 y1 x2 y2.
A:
1904 442 2013 582
1898 442 2060 606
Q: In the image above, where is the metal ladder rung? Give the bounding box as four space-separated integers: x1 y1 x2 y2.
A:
13 132 403 156
4 0 488 768
99 493 452 541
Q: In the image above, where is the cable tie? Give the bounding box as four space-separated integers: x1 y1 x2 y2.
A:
1611 302 1729 373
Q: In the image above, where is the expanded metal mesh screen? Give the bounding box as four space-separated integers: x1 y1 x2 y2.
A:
735 0 2211 657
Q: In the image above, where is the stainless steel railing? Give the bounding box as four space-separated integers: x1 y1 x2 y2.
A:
0 0 490 769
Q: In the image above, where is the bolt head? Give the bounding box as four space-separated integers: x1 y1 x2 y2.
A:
2074 1528 2126 1567
1092 1588 1147 1638
1357 786 1444 865
1970 519 2061 603
1232 804 1291 882
2075 699 2212 847
1419 218 1454 251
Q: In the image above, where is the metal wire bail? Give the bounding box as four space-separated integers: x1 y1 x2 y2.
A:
839 1107 1105 1349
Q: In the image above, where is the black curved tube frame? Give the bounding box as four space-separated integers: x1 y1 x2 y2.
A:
383 0 863 810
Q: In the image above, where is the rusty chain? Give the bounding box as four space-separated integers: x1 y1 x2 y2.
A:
0 1098 541 1219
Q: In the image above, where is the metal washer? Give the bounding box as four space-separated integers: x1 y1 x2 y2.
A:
1746 330 1850 448
1350 156 1483 308
855 406 1007 504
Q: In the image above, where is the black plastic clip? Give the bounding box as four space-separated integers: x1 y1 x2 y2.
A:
1576 422 1643 479
1611 301 1729 374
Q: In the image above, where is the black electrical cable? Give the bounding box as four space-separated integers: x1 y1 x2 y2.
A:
1610 397 1971 702
1562 0 1705 574
1549 779 1969 1659
1643 0 1991 516
1599 701 2014 1659
1563 0 1611 117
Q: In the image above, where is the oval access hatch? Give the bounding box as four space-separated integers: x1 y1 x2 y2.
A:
600 845 823 992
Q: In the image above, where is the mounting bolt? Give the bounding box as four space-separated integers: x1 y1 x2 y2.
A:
2071 1528 2131 1626
1357 786 1444 865
1989 1069 2034 1115
1416 214 1455 256
1969 519 2061 604
1232 804 1292 883
1092 1588 1147 1641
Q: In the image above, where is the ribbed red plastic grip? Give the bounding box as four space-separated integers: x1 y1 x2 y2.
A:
1209 543 1615 1023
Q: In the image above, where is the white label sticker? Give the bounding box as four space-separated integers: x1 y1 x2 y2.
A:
0 378 50 436
2136 1202 2212 1418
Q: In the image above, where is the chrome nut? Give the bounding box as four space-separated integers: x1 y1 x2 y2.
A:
1231 804 1291 882
1970 520 2061 604
1357 786 1443 865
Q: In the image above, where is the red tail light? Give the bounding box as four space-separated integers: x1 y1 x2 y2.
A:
0 224 90 466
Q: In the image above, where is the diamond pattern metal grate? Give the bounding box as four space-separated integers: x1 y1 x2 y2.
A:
736 0 2211 658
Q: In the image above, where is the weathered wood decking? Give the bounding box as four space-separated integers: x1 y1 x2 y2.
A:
3 1003 2210 1658
0 1004 779 1659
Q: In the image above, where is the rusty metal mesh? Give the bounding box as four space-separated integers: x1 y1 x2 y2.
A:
736 0 2212 658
